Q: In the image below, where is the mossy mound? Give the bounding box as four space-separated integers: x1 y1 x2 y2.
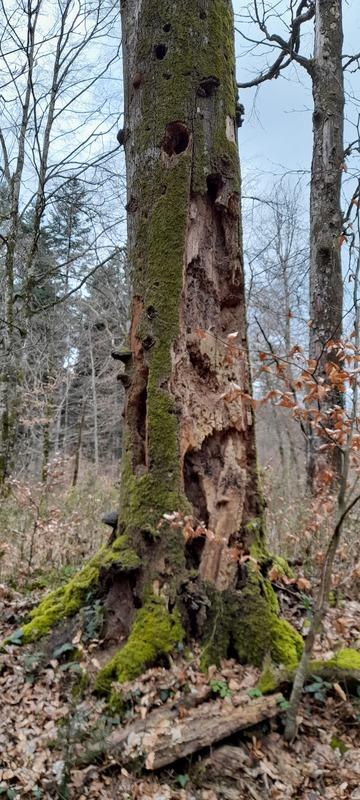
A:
310 647 360 674
201 569 303 671
94 596 184 694
3 536 140 645
258 647 360 695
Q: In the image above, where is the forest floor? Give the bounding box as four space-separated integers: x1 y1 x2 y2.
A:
1 474 360 799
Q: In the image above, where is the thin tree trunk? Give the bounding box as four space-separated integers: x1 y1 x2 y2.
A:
88 328 99 474
308 0 344 489
41 394 52 483
0 0 41 484
72 398 86 487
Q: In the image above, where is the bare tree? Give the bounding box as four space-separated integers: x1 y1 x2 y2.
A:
0 0 123 482
245 180 308 483
236 0 349 488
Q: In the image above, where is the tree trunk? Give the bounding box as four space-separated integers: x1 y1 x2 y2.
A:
72 398 86 488
307 0 344 489
109 0 302 678
20 0 303 688
0 1 40 486
120 0 261 581
88 328 99 474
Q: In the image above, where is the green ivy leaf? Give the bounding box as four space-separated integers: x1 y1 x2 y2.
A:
247 688 263 699
6 628 23 645
176 774 190 788
53 642 75 659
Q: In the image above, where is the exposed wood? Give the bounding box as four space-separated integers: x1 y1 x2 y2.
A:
106 693 283 770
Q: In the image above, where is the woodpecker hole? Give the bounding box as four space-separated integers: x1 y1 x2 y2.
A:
206 173 223 202
154 43 167 60
163 23 171 32
197 76 220 97
162 122 190 156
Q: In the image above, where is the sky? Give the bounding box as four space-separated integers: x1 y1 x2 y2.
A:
234 0 360 189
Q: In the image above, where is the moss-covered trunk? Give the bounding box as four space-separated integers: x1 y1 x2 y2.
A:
14 0 303 688
112 0 302 677
120 0 261 585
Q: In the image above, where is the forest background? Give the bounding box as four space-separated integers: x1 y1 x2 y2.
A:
1 0 359 582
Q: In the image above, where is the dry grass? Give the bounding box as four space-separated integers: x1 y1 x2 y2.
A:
0 458 119 590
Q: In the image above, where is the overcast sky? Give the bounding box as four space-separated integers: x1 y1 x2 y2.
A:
233 0 360 190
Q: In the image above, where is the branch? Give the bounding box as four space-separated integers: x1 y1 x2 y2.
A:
285 491 360 741
237 0 314 88
0 129 11 184
342 52 360 71
28 252 119 316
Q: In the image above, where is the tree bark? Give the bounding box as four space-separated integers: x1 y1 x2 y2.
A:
308 0 344 488
120 0 261 586
0 0 40 485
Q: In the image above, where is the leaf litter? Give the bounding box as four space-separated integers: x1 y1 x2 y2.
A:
0 582 360 799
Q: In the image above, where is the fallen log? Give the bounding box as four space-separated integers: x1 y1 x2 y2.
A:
106 692 283 770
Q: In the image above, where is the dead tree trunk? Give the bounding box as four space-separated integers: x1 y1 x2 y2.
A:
307 0 344 488
21 0 303 688
103 0 302 683
120 0 261 586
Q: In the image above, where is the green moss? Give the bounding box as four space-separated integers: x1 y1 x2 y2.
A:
271 556 294 579
248 521 294 580
4 536 140 645
330 736 348 754
94 597 184 694
269 616 303 668
201 570 303 671
332 648 360 669
261 574 279 613
119 159 192 577
257 657 278 694
310 648 360 672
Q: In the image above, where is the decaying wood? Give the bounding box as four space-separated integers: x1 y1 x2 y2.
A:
106 692 283 770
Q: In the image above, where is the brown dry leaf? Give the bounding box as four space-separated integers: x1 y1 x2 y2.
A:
296 576 312 591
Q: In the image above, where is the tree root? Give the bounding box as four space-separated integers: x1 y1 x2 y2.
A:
258 648 360 694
